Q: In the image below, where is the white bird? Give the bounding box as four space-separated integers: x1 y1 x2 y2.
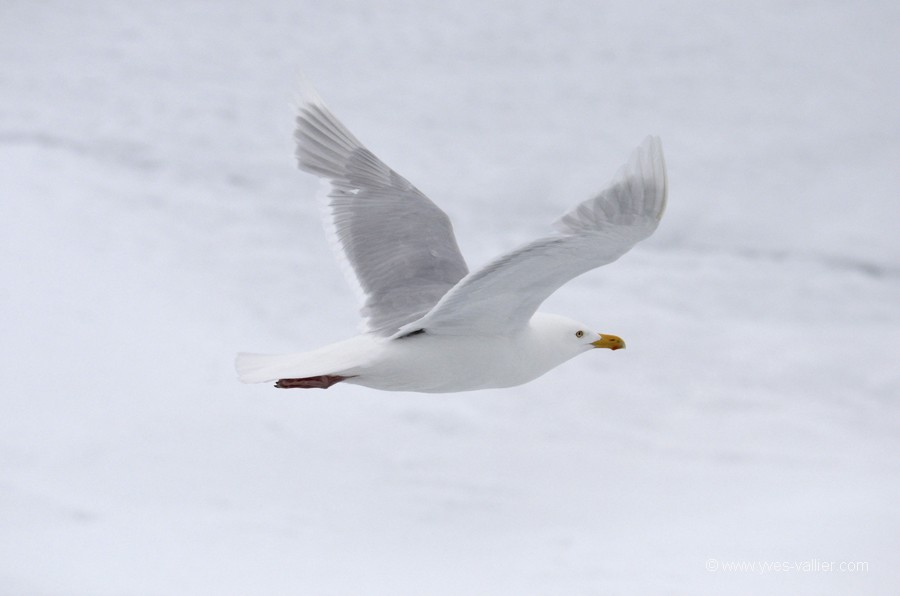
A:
237 89 667 393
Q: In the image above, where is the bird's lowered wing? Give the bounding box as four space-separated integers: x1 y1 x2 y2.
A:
396 136 667 337
295 92 469 336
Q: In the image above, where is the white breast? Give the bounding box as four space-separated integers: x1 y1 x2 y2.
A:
346 316 577 393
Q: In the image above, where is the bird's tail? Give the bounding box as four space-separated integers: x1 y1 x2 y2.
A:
235 335 374 384
236 352 310 384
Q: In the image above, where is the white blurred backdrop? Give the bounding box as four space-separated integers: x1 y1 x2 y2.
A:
2 1 898 594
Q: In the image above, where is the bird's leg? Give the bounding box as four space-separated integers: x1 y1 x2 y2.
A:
275 375 349 389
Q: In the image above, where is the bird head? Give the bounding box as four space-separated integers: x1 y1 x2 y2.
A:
530 313 625 364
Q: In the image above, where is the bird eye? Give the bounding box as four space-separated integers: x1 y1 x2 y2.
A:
575 330 584 338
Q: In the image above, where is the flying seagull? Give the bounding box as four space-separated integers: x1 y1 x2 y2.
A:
237 89 667 392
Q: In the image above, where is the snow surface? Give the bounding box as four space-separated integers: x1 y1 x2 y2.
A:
2 0 899 594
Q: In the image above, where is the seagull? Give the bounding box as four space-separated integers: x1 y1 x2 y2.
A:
236 89 667 393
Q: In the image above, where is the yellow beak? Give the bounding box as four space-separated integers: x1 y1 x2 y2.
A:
591 334 625 350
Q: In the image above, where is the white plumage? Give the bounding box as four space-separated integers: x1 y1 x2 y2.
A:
236 87 667 393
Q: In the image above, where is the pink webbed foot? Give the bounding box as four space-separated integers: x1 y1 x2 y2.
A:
275 375 349 389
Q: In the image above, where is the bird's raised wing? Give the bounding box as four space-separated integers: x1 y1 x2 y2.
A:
396 137 667 337
295 92 469 336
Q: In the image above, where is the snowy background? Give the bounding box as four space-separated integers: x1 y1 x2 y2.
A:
2 0 899 594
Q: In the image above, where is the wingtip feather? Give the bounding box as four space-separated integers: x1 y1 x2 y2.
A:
553 136 667 235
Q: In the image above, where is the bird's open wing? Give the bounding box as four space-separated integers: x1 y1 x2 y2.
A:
295 92 469 336
396 137 667 337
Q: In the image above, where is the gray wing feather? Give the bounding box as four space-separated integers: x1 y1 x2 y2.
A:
295 94 469 336
397 136 667 336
